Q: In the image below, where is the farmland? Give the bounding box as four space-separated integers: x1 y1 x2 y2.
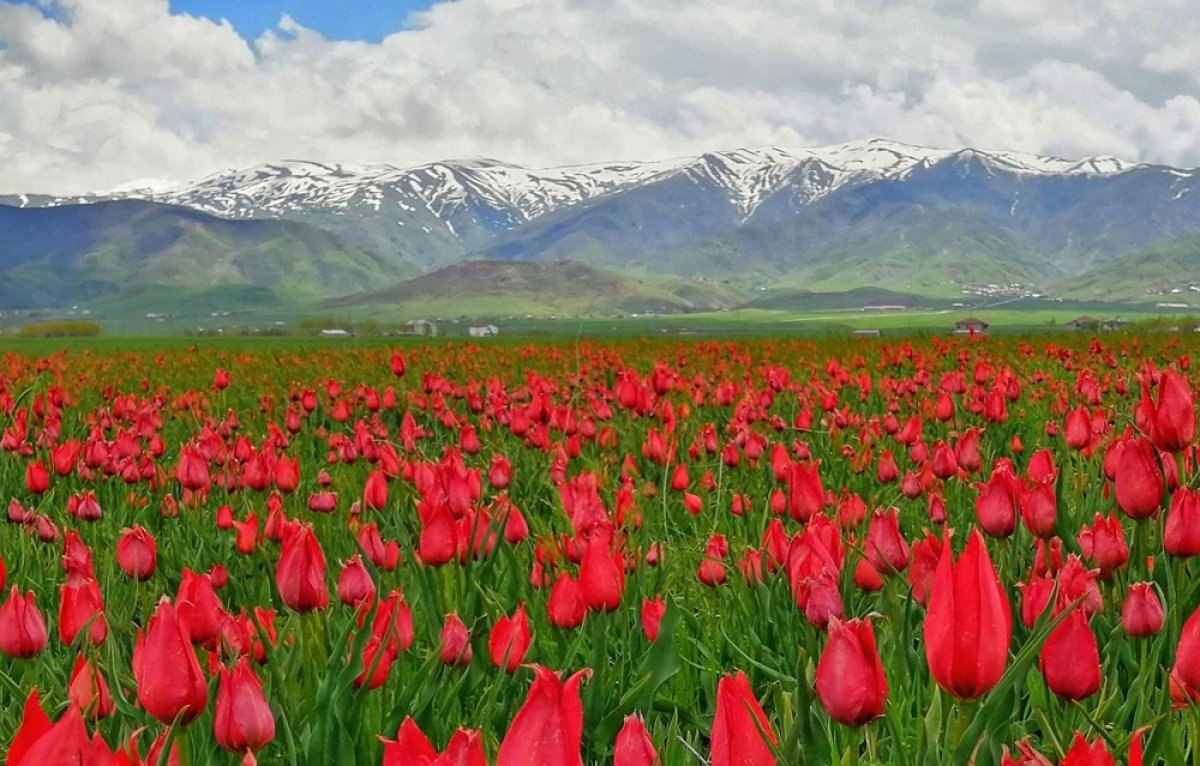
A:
1 333 1199 764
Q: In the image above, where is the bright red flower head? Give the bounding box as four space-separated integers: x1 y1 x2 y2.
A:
496 665 589 766
924 530 1012 699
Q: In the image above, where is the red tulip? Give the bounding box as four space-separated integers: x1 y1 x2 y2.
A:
641 596 666 642
1166 487 1200 556
176 445 211 492
815 617 888 727
786 461 824 521
364 470 389 511
439 613 473 666
337 555 376 608
1060 733 1115 766
1039 608 1100 700
1115 438 1163 519
710 671 777 766
133 599 208 725
496 665 589 766
548 572 588 629
1149 370 1195 453
1077 513 1128 572
924 530 1012 699
276 523 328 612
24 460 50 495
0 586 47 658
1019 481 1057 539
1122 583 1164 637
5 702 99 766
975 468 1019 538
67 654 114 720
580 530 625 611
214 657 276 753
117 525 157 580
489 603 532 673
865 508 909 574
58 577 108 647
614 714 658 766
177 568 225 645
1064 407 1091 450
1173 604 1200 693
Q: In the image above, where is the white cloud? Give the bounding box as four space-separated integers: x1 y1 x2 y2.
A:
0 0 1198 193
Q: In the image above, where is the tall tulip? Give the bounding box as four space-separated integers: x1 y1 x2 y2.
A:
1115 438 1163 519
1039 608 1101 700
489 603 532 673
117 525 157 580
132 599 208 725
614 714 658 766
1165 487 1200 556
1174 604 1200 693
1150 371 1196 453
0 586 48 658
214 657 276 753
276 524 328 612
815 617 888 726
710 671 777 766
496 665 589 766
924 530 1012 699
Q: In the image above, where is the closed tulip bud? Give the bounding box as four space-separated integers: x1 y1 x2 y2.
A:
866 508 909 574
276 524 328 612
336 555 376 608
273 455 299 493
1039 608 1101 701
7 702 98 765
1115 437 1163 519
815 617 888 727
133 599 208 725
489 454 513 489
1174 604 1200 692
489 603 532 673
641 596 666 642
1064 407 1092 450
364 470 388 511
975 468 1019 538
924 530 1011 699
117 526 157 580
1166 487 1200 556
614 714 658 766
68 654 114 720
1016 574 1054 629
214 657 275 753
177 568 224 645
25 460 50 494
1019 481 1057 539
496 666 589 766
0 586 47 658
1122 583 1164 637
710 671 777 766
547 572 587 629
580 531 624 611
1077 513 1128 572
439 612 472 666
1151 371 1196 453
176 445 211 492
58 578 107 647
786 461 823 521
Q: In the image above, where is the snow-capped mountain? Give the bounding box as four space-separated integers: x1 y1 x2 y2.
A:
12 138 1145 228
3 138 1198 307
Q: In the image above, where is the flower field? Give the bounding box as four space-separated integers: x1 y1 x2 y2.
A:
1 334 1199 765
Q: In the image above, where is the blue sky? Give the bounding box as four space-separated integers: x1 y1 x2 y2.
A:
11 0 442 42
170 0 441 41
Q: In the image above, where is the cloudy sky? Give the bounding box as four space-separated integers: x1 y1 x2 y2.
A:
2 0 1199 194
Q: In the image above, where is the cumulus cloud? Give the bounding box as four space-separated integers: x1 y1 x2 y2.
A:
1 0 1198 193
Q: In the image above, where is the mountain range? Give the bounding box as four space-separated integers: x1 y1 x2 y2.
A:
2 138 1199 314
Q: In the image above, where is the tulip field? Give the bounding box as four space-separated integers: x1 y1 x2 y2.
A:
4 334 1200 765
